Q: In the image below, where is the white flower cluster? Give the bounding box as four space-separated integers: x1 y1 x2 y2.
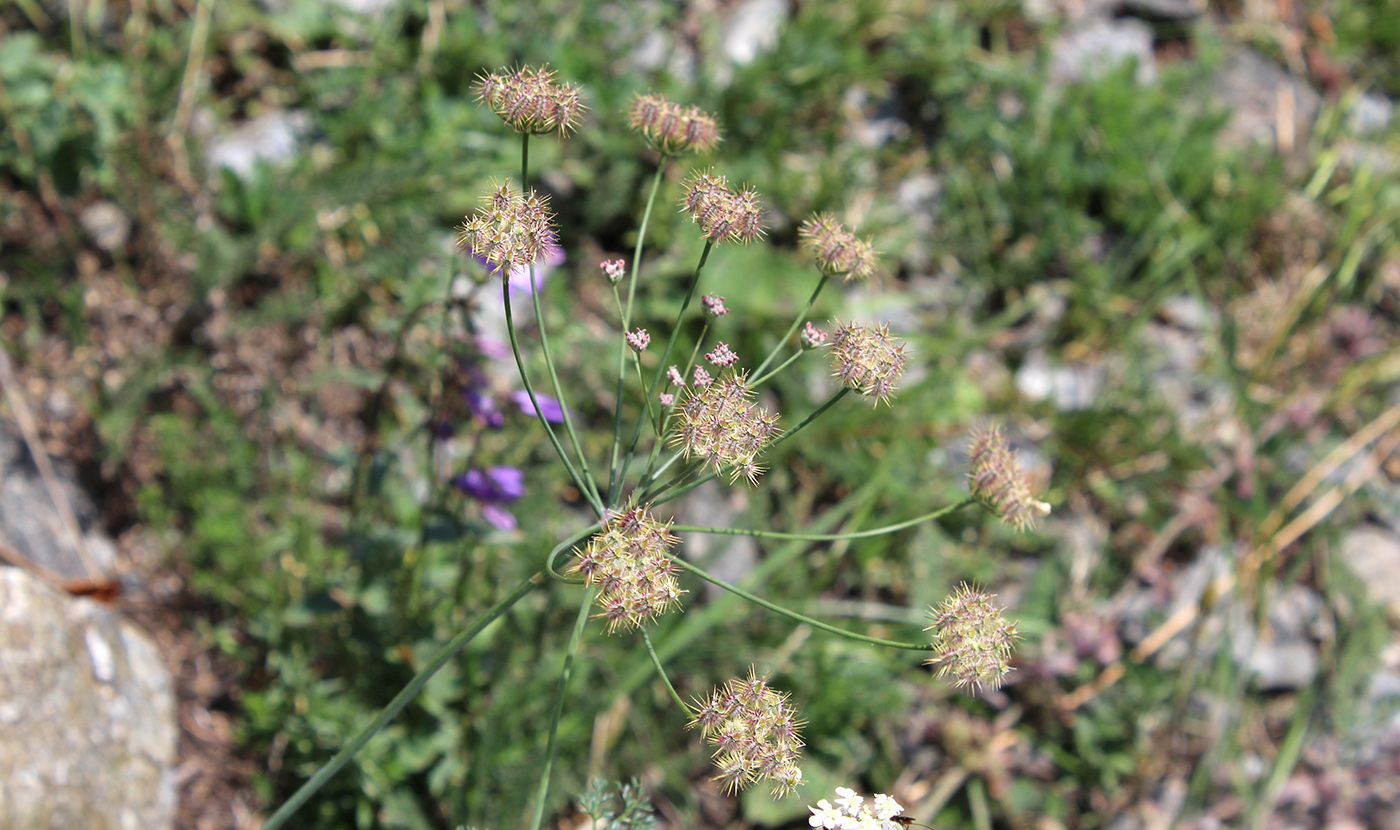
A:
808 787 906 830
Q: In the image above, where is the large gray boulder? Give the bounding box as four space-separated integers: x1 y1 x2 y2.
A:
0 567 176 829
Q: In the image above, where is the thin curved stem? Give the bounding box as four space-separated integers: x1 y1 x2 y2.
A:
671 556 931 651
749 349 804 388
529 586 597 830
504 280 606 516
546 521 601 583
674 498 974 541
612 241 713 503
773 388 849 449
751 271 830 379
608 162 669 503
259 571 543 830
641 628 689 712
529 263 604 509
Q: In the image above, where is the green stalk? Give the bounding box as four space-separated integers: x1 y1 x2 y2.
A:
673 499 974 541
259 571 543 830
751 272 830 379
608 162 669 502
528 586 597 830
504 279 606 516
641 628 689 712
749 349 805 388
637 320 709 486
611 241 713 502
671 556 931 651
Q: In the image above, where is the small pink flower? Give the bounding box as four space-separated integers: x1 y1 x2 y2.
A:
705 342 739 367
701 293 729 317
693 366 712 387
601 258 627 283
659 392 675 407
801 322 828 349
667 365 686 386
626 328 651 352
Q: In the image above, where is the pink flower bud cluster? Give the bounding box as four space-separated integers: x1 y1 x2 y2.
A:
680 171 765 245
569 506 684 632
828 322 908 405
701 293 729 317
801 322 828 349
692 366 713 387
967 426 1051 531
667 365 686 387
628 93 723 155
705 342 739 368
670 373 778 484
924 585 1018 690
457 182 557 278
688 669 805 797
474 65 585 136
799 214 879 282
625 327 651 352
601 258 627 284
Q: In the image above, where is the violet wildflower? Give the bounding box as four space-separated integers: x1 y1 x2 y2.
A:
510 390 566 424
626 328 651 352
701 293 729 317
925 584 1018 690
828 322 908 406
666 365 686 387
688 668 805 797
705 342 739 368
453 466 527 532
568 506 684 632
801 322 829 349
670 372 778 484
601 258 627 284
628 92 723 155
967 426 1051 530
799 213 879 282
474 64 585 137
679 170 765 245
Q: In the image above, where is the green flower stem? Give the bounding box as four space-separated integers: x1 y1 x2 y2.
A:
529 262 605 510
751 271 830 379
773 388 848 449
749 349 804 388
641 628 689 713
637 320 709 486
503 279 606 516
611 241 713 503
671 556 931 651
633 353 656 430
259 571 544 830
546 521 601 583
672 498 974 542
529 586 597 830
608 162 668 503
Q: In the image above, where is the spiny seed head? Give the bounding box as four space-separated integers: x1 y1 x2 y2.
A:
474 64 585 136
967 426 1051 531
680 170 766 245
688 668 805 798
457 182 558 278
798 214 879 282
669 372 778 484
828 322 908 405
925 585 1018 690
568 506 684 632
628 92 723 155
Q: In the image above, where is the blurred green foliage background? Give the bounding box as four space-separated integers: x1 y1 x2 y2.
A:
3 0 1400 828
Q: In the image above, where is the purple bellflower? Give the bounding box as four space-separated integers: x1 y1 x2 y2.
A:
510 390 567 423
454 466 527 531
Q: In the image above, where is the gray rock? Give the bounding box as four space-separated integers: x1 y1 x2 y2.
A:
1050 18 1157 86
1347 91 1394 135
1015 351 1104 411
680 482 757 601
78 201 132 253
205 110 310 179
0 568 176 829
1339 525 1400 617
1211 50 1321 153
0 420 114 581
721 0 786 65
